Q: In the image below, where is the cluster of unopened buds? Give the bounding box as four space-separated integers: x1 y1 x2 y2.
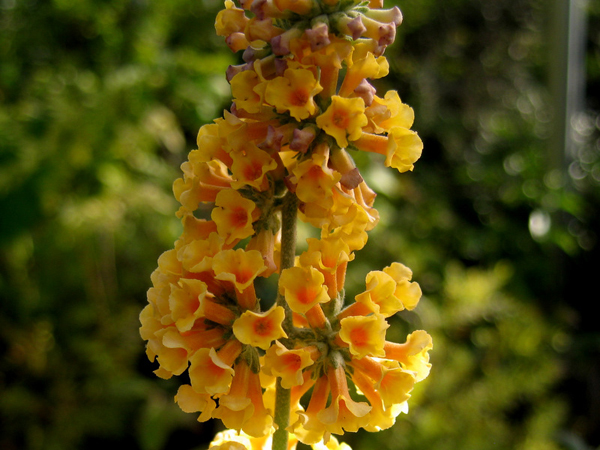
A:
140 1 432 449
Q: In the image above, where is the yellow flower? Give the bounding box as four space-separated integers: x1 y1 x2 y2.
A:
215 0 249 36
384 330 433 382
263 341 318 388
338 313 389 359
291 144 341 208
230 143 278 191
278 266 330 314
213 360 274 437
383 262 422 310
233 305 288 350
385 126 423 172
377 365 416 408
265 68 323 120
168 278 209 332
294 375 332 445
316 96 368 148
212 189 258 245
350 370 402 432
177 231 224 273
339 50 388 98
230 70 268 114
354 270 405 318
213 248 267 309
365 91 415 133
188 340 242 395
317 365 371 434
174 384 216 422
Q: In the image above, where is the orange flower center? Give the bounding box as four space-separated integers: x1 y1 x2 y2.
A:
290 89 309 106
350 327 369 347
230 208 248 228
333 110 349 128
253 318 273 336
282 353 302 371
297 287 316 304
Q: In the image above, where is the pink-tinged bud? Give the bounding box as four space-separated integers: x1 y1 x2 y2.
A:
242 46 257 62
330 147 362 189
259 125 285 152
364 6 403 26
226 32 250 53
305 22 331 52
361 15 397 50
250 0 267 19
251 0 284 20
354 79 377 106
331 13 366 41
347 16 367 40
274 57 288 76
340 168 364 189
271 27 303 56
289 127 317 153
242 45 270 63
226 62 252 82
378 23 396 48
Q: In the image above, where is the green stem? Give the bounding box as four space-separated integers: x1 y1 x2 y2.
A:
273 190 298 450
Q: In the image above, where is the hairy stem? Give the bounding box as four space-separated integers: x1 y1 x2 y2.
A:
273 190 298 450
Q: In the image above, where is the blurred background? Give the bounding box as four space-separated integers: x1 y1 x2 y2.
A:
1 0 599 449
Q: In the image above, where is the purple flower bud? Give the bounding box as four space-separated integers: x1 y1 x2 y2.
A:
305 22 331 52
354 79 377 107
259 125 285 151
347 16 367 40
340 167 364 190
289 127 317 153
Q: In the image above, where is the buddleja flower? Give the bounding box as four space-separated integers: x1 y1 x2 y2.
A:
140 1 432 448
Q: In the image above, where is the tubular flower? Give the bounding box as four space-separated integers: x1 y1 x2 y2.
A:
233 305 288 350
279 266 330 314
263 341 319 389
316 96 368 148
265 68 323 120
337 313 389 359
141 0 431 446
212 188 259 245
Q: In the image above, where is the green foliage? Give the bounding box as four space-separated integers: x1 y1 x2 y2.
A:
1 0 598 449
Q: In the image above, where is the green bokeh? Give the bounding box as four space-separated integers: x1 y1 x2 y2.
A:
1 1 598 449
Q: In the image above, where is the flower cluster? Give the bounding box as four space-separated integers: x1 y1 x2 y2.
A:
140 1 432 449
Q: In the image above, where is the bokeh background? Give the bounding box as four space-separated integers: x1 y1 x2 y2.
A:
1 0 599 449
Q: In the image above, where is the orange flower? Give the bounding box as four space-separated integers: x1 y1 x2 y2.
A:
212 189 258 245
317 365 371 434
262 341 319 388
265 68 323 120
291 144 341 208
230 69 268 114
383 262 422 310
233 305 288 350
316 96 367 148
294 374 332 445
230 143 278 191
278 266 330 314
337 313 389 359
384 330 433 382
188 340 242 395
212 248 267 310
175 384 216 423
168 278 209 332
